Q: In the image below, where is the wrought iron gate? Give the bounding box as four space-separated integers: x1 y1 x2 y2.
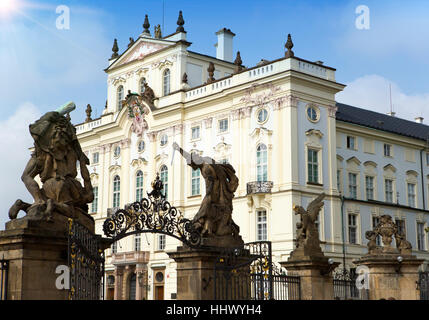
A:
0 259 8 300
419 272 429 300
213 241 300 300
333 268 368 300
68 219 105 300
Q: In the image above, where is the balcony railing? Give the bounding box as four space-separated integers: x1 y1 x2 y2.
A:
246 181 274 195
112 251 150 266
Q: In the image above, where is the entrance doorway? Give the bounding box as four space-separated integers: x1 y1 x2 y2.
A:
155 285 164 300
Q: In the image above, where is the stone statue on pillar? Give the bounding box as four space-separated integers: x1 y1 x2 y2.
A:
172 142 243 247
8 102 94 226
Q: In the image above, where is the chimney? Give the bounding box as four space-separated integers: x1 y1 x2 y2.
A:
387 111 396 117
215 28 235 62
415 116 424 124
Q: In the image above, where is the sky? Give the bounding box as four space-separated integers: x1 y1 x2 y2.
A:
1 0 429 228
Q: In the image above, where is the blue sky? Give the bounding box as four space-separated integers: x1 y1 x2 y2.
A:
1 0 429 227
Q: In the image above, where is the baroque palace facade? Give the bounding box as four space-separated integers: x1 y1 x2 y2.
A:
75 13 429 300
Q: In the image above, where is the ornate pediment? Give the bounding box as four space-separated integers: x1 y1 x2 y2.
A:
114 40 170 68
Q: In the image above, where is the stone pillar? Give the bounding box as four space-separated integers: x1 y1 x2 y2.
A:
114 266 124 300
281 256 338 300
353 254 423 300
167 246 222 300
0 218 70 300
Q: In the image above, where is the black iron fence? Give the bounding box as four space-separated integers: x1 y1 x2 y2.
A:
333 268 368 300
0 259 8 300
419 272 429 300
213 241 301 300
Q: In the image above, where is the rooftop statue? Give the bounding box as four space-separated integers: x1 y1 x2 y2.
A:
8 102 94 222
173 142 242 245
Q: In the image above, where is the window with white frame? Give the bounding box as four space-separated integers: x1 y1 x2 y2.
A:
307 149 319 184
407 183 416 207
219 118 228 133
117 85 124 111
91 186 98 213
191 168 201 196
113 146 121 158
158 234 166 250
348 173 357 199
112 241 117 254
138 140 145 153
385 179 393 203
365 176 374 200
372 216 382 246
417 222 426 251
160 165 168 199
92 152 99 164
348 214 357 244
337 170 341 192
257 108 268 124
191 126 200 140
135 234 141 252
384 143 392 157
256 210 267 241
160 134 168 147
163 69 170 95
346 136 356 150
426 153 429 166
257 144 268 182
136 170 144 201
113 175 120 208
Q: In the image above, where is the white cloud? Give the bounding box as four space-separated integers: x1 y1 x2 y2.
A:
336 74 429 122
0 103 41 230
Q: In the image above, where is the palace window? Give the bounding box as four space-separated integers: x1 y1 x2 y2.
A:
257 108 268 124
257 144 268 182
219 118 228 133
91 186 98 213
160 134 168 147
372 216 381 246
337 170 341 192
134 234 141 252
384 143 392 157
306 105 319 122
191 168 201 196
158 234 166 250
417 222 426 251
191 126 200 140
113 146 121 158
112 241 117 254
140 77 146 95
385 179 393 203
346 136 356 150
348 214 357 244
160 165 168 199
92 152 99 164
348 173 357 199
113 175 120 208
407 183 416 207
136 170 144 201
365 176 374 200
426 153 429 165
256 210 267 241
117 85 124 111
307 149 318 184
138 140 145 153
395 218 406 237
163 69 170 95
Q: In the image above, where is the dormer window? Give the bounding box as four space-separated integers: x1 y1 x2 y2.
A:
163 69 170 95
117 85 124 111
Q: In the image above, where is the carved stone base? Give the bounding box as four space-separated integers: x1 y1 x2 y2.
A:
353 254 424 300
0 218 69 299
167 246 225 300
200 234 244 248
281 255 339 300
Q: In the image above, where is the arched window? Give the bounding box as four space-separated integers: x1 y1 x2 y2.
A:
129 274 136 300
160 165 168 199
117 85 124 111
139 78 146 95
136 170 144 201
163 69 170 96
113 175 120 208
256 144 268 182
